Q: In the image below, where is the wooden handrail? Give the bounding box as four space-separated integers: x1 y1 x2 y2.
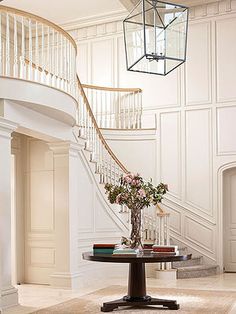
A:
77 75 129 174
25 59 71 84
82 84 142 93
0 5 77 51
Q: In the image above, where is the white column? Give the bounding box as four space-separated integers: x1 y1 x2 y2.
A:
0 118 18 310
48 141 82 289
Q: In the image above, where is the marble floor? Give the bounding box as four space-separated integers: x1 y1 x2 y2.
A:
4 273 236 314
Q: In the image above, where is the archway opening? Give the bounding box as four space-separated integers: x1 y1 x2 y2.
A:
223 167 236 272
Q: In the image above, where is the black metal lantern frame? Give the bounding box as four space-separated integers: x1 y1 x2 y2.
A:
123 0 189 76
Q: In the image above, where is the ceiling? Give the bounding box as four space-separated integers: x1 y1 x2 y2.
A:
1 0 125 24
1 0 222 25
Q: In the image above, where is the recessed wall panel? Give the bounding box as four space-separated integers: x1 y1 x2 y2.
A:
216 17 236 102
160 112 181 199
185 109 212 214
217 106 236 155
186 22 211 105
91 39 113 86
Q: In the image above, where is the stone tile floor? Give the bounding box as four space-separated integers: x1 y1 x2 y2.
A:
3 273 236 314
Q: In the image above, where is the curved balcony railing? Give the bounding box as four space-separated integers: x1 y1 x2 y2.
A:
0 5 77 98
82 84 142 129
0 6 163 245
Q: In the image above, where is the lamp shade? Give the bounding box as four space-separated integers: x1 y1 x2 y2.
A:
123 0 189 76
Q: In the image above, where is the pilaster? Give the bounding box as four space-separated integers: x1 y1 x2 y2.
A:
48 141 82 289
0 118 18 310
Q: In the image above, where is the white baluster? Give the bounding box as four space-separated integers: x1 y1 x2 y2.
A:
51 29 55 87
20 16 25 79
34 21 39 81
5 13 10 76
28 19 33 80
47 26 50 85
13 14 18 77
41 24 45 83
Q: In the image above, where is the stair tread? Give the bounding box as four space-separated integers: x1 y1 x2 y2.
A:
177 264 218 271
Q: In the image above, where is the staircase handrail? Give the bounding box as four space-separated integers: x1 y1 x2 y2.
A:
77 75 129 174
82 84 142 93
0 5 76 50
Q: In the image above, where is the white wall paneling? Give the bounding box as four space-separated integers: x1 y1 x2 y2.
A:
186 21 212 105
216 15 236 103
159 111 182 200
185 109 213 216
91 39 114 86
217 106 236 155
77 43 89 83
184 215 215 253
74 2 236 266
25 138 55 284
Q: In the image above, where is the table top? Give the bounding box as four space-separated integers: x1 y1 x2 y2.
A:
83 252 192 264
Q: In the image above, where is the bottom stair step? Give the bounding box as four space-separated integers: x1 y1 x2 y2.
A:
177 264 218 279
173 256 202 268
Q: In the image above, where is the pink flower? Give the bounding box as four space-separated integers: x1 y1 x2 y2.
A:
116 194 121 204
124 176 132 184
131 179 141 186
138 189 146 197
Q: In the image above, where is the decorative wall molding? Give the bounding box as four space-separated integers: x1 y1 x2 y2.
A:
66 1 236 42
184 108 213 217
184 215 215 254
62 9 127 32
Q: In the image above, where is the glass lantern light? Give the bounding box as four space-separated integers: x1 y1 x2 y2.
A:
123 0 189 76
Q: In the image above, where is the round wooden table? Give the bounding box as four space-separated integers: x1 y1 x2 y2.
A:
83 252 192 312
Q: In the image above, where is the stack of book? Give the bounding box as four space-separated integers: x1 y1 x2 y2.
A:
113 248 139 256
93 244 115 254
143 243 154 252
151 245 178 255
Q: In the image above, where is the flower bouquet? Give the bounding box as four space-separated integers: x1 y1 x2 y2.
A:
105 173 168 249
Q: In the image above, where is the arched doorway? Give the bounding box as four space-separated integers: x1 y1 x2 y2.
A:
223 167 236 272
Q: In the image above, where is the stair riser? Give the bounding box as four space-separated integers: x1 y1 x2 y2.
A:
177 267 217 279
173 257 202 268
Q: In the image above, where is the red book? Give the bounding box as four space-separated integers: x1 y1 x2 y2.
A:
93 244 115 248
152 247 176 252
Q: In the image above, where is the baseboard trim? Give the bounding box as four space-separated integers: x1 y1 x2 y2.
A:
0 286 18 309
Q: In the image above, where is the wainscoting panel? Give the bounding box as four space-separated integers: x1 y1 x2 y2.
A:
186 22 211 105
185 109 213 216
91 39 114 86
77 43 89 83
159 111 181 200
184 215 214 253
30 171 54 232
216 16 236 103
25 139 56 284
217 106 236 155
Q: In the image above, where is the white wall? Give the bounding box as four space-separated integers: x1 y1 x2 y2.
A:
74 0 236 267
17 135 126 286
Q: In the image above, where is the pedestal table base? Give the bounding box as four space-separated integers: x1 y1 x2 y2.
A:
101 262 180 312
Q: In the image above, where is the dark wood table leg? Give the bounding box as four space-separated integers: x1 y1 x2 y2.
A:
101 262 180 312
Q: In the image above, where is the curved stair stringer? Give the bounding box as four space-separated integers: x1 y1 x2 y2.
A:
72 128 129 235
